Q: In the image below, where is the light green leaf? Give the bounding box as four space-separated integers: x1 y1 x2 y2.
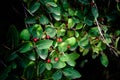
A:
60 53 69 61
19 42 33 53
29 2 40 13
76 23 83 30
63 68 81 79
75 31 79 38
58 42 68 52
46 2 57 7
45 26 57 38
53 61 66 69
57 28 66 37
100 54 109 67
20 29 31 41
36 40 53 49
68 18 75 29
45 63 52 70
66 60 76 66
65 37 76 46
48 7 61 15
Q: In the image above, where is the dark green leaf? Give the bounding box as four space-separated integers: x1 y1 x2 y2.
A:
91 6 99 19
52 13 61 21
39 61 46 74
100 54 109 67
78 0 89 5
23 61 35 80
52 70 62 80
19 42 33 53
88 27 99 37
37 49 48 60
39 15 49 25
7 25 19 46
7 52 18 61
29 2 40 13
63 68 81 79
45 63 52 70
36 40 53 49
25 17 36 24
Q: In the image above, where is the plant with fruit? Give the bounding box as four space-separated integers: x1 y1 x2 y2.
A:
0 0 120 80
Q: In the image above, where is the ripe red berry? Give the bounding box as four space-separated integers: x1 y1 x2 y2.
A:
90 1 94 7
57 38 62 42
47 59 51 63
67 45 71 48
46 35 50 39
33 38 39 42
54 57 59 62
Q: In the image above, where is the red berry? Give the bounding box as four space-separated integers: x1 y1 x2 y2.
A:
33 38 39 42
54 57 59 62
67 45 70 48
46 35 50 39
90 1 94 7
57 38 62 42
47 59 51 63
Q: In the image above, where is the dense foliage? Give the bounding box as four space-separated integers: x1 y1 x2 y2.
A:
0 0 120 80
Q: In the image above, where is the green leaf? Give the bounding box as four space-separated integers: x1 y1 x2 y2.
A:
39 15 49 25
45 26 57 38
46 2 57 7
91 6 99 19
29 2 40 13
7 25 19 46
60 53 69 61
66 60 76 66
68 8 74 16
53 61 66 69
29 24 43 38
52 13 61 21
38 61 46 74
65 37 76 46
26 51 35 61
84 17 93 26
20 29 31 41
57 28 66 37
63 68 81 79
19 42 33 53
88 27 99 37
48 7 61 15
75 31 79 38
37 49 48 60
78 35 90 48
25 17 36 24
52 70 62 80
36 40 53 49
76 23 83 30
68 18 75 29
23 61 35 80
7 52 18 61
58 42 68 52
67 30 75 37
78 0 89 5
45 63 52 70
115 37 120 48
100 54 109 67
68 52 80 60
0 65 12 80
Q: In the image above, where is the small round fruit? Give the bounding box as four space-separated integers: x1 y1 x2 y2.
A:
67 45 71 48
46 35 50 39
54 57 59 62
33 38 39 42
57 38 62 42
90 1 94 7
47 59 51 63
